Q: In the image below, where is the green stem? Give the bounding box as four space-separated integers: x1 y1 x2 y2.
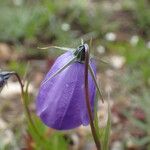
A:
13 73 45 141
84 49 101 150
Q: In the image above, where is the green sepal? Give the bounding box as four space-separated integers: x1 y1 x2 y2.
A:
42 57 76 86
89 63 104 102
38 45 75 52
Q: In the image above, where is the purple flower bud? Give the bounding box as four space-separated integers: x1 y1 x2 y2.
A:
36 45 96 130
0 71 14 92
0 75 5 88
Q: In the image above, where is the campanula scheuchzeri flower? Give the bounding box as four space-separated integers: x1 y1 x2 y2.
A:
36 44 96 130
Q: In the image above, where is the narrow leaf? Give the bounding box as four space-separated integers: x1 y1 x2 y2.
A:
92 56 110 65
42 57 76 86
102 100 111 150
38 46 75 51
94 94 101 139
89 64 104 102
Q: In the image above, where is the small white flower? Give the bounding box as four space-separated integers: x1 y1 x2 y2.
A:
97 45 105 54
13 0 23 6
110 55 125 69
146 41 150 49
105 32 116 41
61 23 70 31
130 35 139 46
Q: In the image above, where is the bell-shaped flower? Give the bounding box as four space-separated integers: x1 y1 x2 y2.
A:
36 44 99 130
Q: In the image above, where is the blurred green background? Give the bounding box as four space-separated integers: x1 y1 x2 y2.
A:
0 0 150 150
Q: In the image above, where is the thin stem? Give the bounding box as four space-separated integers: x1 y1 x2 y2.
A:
13 72 24 94
13 73 45 141
84 49 101 150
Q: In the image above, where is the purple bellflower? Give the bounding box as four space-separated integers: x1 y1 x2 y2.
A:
36 44 101 130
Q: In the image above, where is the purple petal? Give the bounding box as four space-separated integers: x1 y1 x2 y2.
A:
36 52 96 130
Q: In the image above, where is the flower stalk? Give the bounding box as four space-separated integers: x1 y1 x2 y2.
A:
84 48 101 150
0 71 44 141
16 75 45 141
